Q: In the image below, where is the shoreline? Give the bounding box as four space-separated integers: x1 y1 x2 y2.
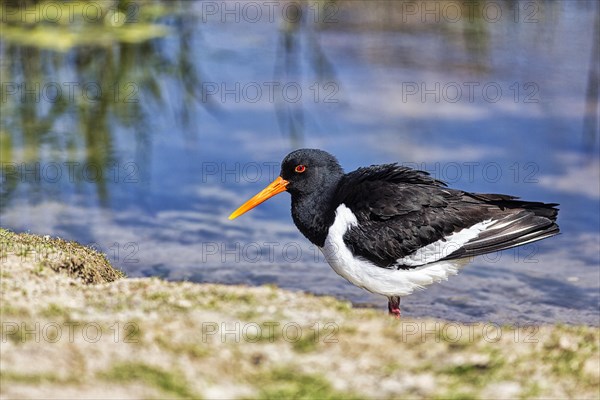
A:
1 228 598 399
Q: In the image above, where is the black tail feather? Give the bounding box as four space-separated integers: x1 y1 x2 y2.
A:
443 194 560 260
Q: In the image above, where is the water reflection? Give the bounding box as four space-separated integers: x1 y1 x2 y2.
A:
1 0 208 206
583 10 599 148
1 0 598 324
274 5 339 146
0 0 345 205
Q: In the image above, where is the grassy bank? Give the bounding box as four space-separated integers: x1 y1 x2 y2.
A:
0 228 598 399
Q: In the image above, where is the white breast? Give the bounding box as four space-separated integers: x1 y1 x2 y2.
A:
319 204 485 297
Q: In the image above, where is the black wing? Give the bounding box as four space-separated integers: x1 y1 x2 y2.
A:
334 164 559 270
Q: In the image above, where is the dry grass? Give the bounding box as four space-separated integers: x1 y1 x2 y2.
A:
0 228 598 399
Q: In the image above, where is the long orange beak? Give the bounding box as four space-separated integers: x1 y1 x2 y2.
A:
228 176 289 220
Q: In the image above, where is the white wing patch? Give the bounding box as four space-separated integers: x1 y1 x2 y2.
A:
395 219 494 267
319 204 487 297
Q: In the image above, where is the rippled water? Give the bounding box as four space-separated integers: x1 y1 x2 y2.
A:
1 1 598 325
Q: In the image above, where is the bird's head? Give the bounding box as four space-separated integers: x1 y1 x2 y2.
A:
228 148 344 220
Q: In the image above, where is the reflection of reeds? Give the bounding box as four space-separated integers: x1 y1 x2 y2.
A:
319 0 492 72
273 1 339 148
583 8 599 147
0 0 210 207
0 1 170 51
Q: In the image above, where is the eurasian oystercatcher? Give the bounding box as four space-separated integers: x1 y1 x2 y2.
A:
229 149 560 317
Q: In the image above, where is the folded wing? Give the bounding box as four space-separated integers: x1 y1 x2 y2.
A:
334 165 559 269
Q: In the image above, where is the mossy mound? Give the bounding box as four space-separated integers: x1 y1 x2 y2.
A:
0 228 124 284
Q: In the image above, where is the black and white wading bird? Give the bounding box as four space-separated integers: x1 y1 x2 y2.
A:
229 149 560 317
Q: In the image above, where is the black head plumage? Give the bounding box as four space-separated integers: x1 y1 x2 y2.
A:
280 149 345 197
279 149 345 246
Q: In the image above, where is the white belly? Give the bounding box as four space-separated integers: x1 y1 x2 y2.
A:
319 204 480 297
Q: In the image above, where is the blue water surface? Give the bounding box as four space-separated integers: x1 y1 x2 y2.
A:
1 1 598 324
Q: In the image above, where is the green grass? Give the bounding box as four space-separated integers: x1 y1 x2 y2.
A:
99 362 198 399
291 332 318 353
155 336 210 359
254 367 359 400
0 371 79 385
0 303 30 318
40 303 71 319
541 327 599 389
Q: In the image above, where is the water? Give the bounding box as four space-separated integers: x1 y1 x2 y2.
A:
1 0 598 325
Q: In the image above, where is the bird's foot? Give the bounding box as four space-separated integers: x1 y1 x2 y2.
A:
387 296 401 319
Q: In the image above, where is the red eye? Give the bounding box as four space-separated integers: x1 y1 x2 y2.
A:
295 165 306 173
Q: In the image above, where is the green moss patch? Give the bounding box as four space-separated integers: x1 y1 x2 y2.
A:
254 367 359 400
0 227 123 284
99 362 198 399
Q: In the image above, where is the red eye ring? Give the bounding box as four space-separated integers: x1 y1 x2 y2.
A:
295 165 306 173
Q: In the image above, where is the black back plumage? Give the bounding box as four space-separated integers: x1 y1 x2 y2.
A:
332 164 559 269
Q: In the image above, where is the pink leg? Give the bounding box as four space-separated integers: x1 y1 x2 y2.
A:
387 296 401 318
